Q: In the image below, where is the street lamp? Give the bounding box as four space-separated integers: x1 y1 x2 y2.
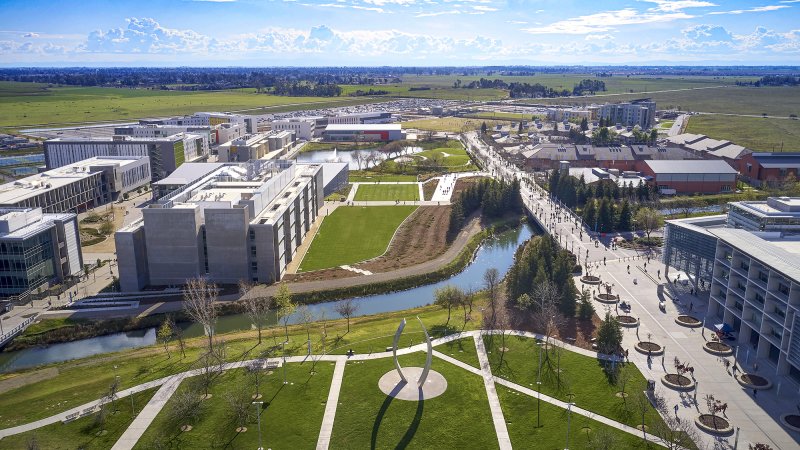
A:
253 401 265 450
565 393 576 450
536 341 544 428
282 341 288 385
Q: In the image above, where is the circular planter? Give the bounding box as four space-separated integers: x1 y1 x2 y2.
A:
780 414 800 432
635 341 664 356
617 315 639 328
695 414 733 436
703 341 734 356
735 373 772 390
661 373 695 391
594 293 619 304
581 275 601 285
675 315 702 328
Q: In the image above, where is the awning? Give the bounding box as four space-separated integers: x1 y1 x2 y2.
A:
714 323 734 333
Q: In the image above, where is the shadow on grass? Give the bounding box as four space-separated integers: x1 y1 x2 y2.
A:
370 382 425 450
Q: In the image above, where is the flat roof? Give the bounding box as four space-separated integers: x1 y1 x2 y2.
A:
153 162 225 186
325 124 401 131
713 228 800 282
0 157 146 205
644 159 738 174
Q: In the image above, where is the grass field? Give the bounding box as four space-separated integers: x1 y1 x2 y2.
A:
404 117 502 133
329 351 498 449
0 82 380 130
416 146 472 167
0 388 158 450
348 171 418 183
353 183 419 201
134 364 332 450
686 114 800 152
299 205 417 271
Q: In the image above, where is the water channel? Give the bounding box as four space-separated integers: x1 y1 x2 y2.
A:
0 223 535 373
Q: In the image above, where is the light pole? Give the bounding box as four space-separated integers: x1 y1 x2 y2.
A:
565 393 575 450
253 401 265 450
536 341 543 428
282 341 288 385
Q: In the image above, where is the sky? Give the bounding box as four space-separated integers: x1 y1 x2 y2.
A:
0 0 798 66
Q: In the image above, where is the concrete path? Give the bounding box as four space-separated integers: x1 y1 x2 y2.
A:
316 358 346 450
473 333 512 450
111 374 184 450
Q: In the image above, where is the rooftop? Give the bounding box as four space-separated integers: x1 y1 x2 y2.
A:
643 159 738 174
0 207 73 239
325 124 401 131
153 162 225 187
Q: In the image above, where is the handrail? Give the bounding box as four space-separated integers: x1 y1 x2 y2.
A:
0 314 38 348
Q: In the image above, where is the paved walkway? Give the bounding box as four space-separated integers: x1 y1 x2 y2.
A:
316 358 346 450
111 374 184 450
473 333 512 450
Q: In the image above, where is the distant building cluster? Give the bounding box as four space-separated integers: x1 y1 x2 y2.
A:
545 99 656 129
0 134 39 152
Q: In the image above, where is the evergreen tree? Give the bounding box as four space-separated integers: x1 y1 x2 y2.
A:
548 169 560 194
481 121 487 134
598 198 614 233
448 199 465 236
580 117 589 132
583 199 597 231
616 200 632 231
596 311 623 356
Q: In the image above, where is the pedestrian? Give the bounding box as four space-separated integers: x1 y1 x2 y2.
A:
674 404 679 417
657 269 661 278
753 388 757 398
627 265 630 274
689 302 693 312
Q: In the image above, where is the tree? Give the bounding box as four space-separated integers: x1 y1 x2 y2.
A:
275 283 295 342
157 316 174 358
297 304 315 342
578 289 595 320
596 311 623 356
484 268 500 323
634 207 664 239
167 389 204 430
224 382 252 432
434 285 463 326
587 427 619 450
172 320 187 359
616 200 632 231
532 281 565 348
634 388 651 442
184 277 218 351
481 121 487 134
240 280 271 345
650 408 701 450
334 298 359 333
582 199 597 229
99 220 114 235
650 129 658 143
195 341 226 398
461 288 476 324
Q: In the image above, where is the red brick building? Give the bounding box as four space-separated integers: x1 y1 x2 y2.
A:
736 152 800 187
640 160 738 195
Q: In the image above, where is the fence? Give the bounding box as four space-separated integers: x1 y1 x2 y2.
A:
0 314 38 348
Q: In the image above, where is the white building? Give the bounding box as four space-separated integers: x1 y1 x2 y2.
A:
271 119 315 141
599 100 656 129
217 131 296 163
323 124 405 141
115 160 323 291
0 157 150 213
44 133 208 182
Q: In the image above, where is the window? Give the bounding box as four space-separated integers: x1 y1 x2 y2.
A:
758 271 768 283
249 230 255 240
778 283 790 296
746 163 752 173
250 246 257 257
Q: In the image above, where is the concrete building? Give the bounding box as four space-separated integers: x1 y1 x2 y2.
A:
144 112 256 133
640 160 738 194
116 160 323 291
727 197 800 233
323 124 405 142
663 205 800 383
546 108 592 122
217 131 296 163
44 133 208 182
0 157 150 213
315 162 349 197
520 144 696 172
598 99 656 129
327 112 393 125
736 152 800 188
152 163 225 200
271 119 315 141
0 208 83 301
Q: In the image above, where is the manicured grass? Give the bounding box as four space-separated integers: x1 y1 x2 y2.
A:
353 184 419 201
497 387 656 449
404 118 503 133
134 364 332 450
329 351 498 449
416 147 472 167
686 114 800 152
299 205 417 271
437 337 481 369
0 82 379 129
0 304 481 429
348 171 418 183
0 388 157 450
483 335 667 431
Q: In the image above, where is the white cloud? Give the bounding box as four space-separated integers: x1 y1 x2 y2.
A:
708 5 790 15
472 5 497 11
22 32 39 38
585 33 614 41
522 8 693 34
317 3 388 12
642 0 716 12
81 18 210 53
415 9 460 16
363 0 415 5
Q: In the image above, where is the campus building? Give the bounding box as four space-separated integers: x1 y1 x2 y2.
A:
271 119 315 141
217 131 296 163
520 144 697 172
44 133 208 182
116 160 323 291
598 99 656 129
0 208 83 301
0 156 150 213
323 124 405 142
663 200 800 383
639 160 738 195
727 197 800 233
735 152 800 188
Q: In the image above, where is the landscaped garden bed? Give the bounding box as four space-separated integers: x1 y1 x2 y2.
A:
780 414 800 432
634 341 663 356
616 315 639 328
594 293 619 303
735 373 772 390
695 414 733 436
580 275 600 285
703 340 734 356
674 315 702 328
661 373 695 391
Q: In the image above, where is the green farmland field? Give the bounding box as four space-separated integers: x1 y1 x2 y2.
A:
353 183 420 201
686 114 800 152
299 205 417 271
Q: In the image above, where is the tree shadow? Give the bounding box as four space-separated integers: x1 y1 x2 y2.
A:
429 323 459 338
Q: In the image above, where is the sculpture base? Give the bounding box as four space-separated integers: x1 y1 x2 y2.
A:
378 367 447 401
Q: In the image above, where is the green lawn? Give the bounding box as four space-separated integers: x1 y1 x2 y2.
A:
329 351 498 449
0 82 380 130
0 388 157 450
404 117 503 133
416 147 472 167
348 171 418 183
498 387 656 449
299 206 417 271
353 184 420 201
686 114 800 152
483 335 667 431
134 364 332 449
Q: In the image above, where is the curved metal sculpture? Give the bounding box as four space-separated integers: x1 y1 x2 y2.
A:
391 316 434 388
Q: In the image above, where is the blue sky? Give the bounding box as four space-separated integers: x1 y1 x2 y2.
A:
0 0 798 65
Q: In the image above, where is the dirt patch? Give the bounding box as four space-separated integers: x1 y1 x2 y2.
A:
698 414 729 430
786 415 800 428
706 341 731 352
282 267 359 283
740 373 768 386
422 179 438 201
664 373 692 386
637 341 662 352
0 367 59 395
676 315 701 325
453 176 487 198
509 312 601 351
358 206 452 273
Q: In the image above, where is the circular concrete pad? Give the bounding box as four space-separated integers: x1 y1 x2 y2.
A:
378 367 447 401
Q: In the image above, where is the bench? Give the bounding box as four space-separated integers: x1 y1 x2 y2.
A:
265 361 279 370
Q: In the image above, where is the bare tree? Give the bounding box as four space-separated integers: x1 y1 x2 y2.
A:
353 151 365 171
462 288 476 324
240 280 272 345
248 360 264 399
274 283 295 342
184 278 218 351
167 389 204 431
172 320 187 359
532 281 565 348
616 368 632 405
195 339 226 398
491 301 512 367
334 298 359 333
586 427 619 450
224 382 252 432
297 304 315 342
650 410 701 450
634 388 651 442
634 207 664 239
483 268 500 323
